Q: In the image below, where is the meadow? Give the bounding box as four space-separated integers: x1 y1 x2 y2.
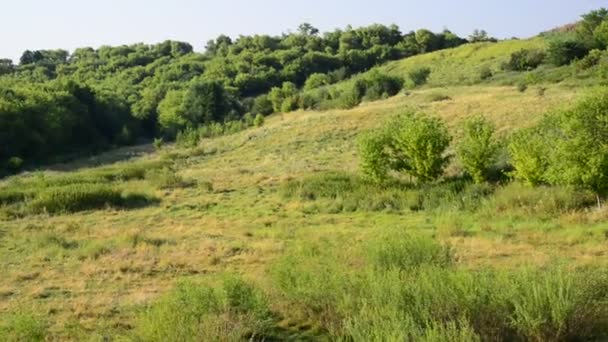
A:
2 75 608 340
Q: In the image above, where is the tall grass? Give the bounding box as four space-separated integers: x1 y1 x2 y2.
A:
131 275 272 341
270 230 608 341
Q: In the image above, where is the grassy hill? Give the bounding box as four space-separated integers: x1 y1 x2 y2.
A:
1 37 608 340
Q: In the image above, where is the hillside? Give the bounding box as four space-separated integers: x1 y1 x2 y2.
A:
3 13 608 340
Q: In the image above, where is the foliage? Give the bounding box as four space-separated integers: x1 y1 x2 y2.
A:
253 114 265 127
456 116 499 183
132 276 272 341
502 49 546 71
508 125 551 186
546 39 588 66
408 66 431 86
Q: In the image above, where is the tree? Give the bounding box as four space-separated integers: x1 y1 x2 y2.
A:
576 8 608 49
298 23 319 36
394 113 451 182
544 89 608 207
456 116 499 183
468 29 496 43
359 112 451 183
415 29 438 53
408 67 431 86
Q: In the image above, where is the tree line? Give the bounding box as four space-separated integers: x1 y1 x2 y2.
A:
0 23 470 174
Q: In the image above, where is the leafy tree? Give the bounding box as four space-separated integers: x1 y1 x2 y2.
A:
468 29 497 43
394 113 451 182
304 73 331 90
544 89 608 206
546 39 588 66
251 94 274 115
576 8 608 49
456 116 499 183
415 29 438 53
359 128 396 182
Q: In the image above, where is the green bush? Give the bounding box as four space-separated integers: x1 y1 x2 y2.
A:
456 116 499 183
426 92 451 102
408 67 431 86
576 49 604 70
508 126 550 186
28 185 156 214
271 230 608 341
359 113 451 183
0 312 48 342
253 114 265 127
337 79 366 109
366 230 453 271
132 277 271 342
482 182 595 216
362 71 404 101
478 66 493 80
176 127 200 148
7 156 24 173
516 82 528 92
503 49 545 71
251 94 274 116
546 39 588 66
304 73 331 91
146 168 192 189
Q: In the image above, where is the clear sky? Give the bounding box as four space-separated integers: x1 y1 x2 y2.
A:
1 0 605 62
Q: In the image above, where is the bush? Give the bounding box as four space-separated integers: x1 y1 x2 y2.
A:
28 185 156 214
146 168 193 189
426 92 451 102
508 126 550 186
479 66 493 80
304 73 331 91
132 277 272 342
337 79 366 109
516 82 528 92
359 113 451 183
253 114 265 127
408 67 431 86
546 39 588 66
7 156 23 173
176 127 200 148
0 312 47 342
366 230 453 271
362 71 404 101
503 49 545 71
394 113 451 183
576 49 604 70
153 137 164 150
456 116 499 183
251 94 273 116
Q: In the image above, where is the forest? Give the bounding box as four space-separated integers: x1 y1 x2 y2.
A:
1 23 470 174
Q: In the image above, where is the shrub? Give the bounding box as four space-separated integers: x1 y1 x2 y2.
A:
7 156 23 173
516 82 528 92
408 67 431 86
304 73 331 91
176 127 200 148
503 49 545 71
366 230 453 271
479 66 493 80
546 39 588 66
146 168 192 189
508 126 550 186
153 137 164 150
456 116 499 183
483 182 595 216
358 129 395 183
337 79 366 109
242 113 255 127
394 113 452 183
28 185 156 214
253 114 265 127
362 71 404 101
0 312 47 342
426 92 451 102
132 277 272 342
251 94 273 116
576 49 604 70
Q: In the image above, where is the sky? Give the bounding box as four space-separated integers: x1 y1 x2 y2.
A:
1 0 606 62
